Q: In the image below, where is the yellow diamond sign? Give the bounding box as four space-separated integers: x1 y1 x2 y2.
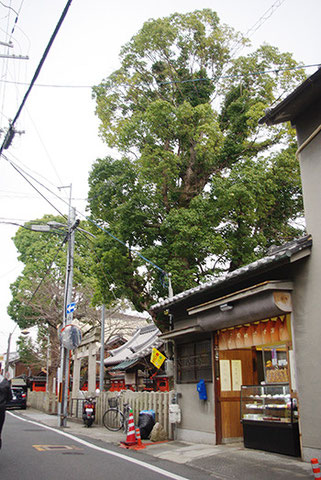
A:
150 348 166 369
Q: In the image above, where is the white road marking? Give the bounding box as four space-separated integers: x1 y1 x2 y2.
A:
8 412 191 480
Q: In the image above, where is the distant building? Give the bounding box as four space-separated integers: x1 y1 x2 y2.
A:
105 324 169 392
71 310 150 395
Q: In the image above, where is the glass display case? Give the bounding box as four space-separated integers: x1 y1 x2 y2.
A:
262 345 289 383
240 384 300 457
240 383 297 423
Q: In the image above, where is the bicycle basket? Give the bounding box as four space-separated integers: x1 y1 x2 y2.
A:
108 397 118 408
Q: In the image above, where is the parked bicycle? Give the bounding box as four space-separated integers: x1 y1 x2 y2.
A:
102 391 131 432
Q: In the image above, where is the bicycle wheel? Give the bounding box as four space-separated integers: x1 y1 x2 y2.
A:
103 408 124 431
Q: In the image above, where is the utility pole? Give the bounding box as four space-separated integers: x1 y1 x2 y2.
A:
99 305 105 391
55 184 79 427
58 199 78 427
5 332 12 377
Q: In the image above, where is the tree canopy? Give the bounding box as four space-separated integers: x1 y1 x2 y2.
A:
88 10 305 319
7 215 98 385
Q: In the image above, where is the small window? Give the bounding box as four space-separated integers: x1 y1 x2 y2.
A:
176 339 212 383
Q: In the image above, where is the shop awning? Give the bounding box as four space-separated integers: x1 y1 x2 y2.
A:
188 280 293 315
160 325 203 340
190 280 294 332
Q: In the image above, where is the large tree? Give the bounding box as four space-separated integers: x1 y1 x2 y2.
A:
8 215 99 390
88 10 305 318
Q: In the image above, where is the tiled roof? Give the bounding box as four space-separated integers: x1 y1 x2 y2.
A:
109 359 138 371
151 235 312 312
104 323 163 366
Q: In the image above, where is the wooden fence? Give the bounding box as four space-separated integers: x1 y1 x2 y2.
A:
28 390 174 438
95 391 174 437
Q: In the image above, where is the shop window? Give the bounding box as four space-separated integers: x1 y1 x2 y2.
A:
176 339 212 383
262 345 289 383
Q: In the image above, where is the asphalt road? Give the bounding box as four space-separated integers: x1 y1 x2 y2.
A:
0 413 216 480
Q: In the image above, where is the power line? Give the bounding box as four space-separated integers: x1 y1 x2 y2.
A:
158 64 319 87
0 63 316 90
4 153 168 278
24 108 65 187
0 79 91 88
24 233 68 308
0 1 19 17
229 0 287 58
3 154 67 220
8 150 64 190
0 0 73 155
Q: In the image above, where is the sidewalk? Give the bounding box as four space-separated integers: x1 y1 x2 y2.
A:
17 409 313 479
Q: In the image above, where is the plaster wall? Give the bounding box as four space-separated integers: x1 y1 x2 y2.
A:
291 113 321 460
174 382 215 444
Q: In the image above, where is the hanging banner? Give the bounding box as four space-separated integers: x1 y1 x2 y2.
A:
218 315 291 350
150 348 166 369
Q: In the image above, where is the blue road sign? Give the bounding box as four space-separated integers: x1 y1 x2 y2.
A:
66 302 76 314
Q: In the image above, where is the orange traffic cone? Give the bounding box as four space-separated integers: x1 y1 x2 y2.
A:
311 459 321 479
130 427 146 450
136 428 142 447
120 409 137 447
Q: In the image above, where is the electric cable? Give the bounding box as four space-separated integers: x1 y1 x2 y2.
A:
0 64 317 89
0 79 92 87
4 152 168 277
24 108 65 187
0 0 73 156
0 0 13 132
24 232 68 308
158 64 318 87
229 0 287 58
2 153 68 220
74 227 120 304
0 0 26 132
0 1 19 17
8 150 64 190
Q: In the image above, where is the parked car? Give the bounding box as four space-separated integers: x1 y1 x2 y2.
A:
6 386 27 410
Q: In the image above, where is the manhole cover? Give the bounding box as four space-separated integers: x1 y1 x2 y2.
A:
33 445 83 452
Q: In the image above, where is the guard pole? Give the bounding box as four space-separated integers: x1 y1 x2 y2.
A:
311 459 321 479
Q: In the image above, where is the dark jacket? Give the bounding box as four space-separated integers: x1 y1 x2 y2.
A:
0 375 12 409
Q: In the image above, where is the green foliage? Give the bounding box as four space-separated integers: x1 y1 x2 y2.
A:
17 336 43 370
8 214 97 329
89 10 306 318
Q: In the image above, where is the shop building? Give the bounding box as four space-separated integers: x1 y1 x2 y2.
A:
151 68 321 461
152 238 310 457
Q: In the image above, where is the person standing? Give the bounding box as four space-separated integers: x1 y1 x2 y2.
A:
0 364 12 449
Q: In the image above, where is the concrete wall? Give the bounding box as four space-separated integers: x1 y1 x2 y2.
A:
28 391 57 414
174 383 215 444
291 103 321 461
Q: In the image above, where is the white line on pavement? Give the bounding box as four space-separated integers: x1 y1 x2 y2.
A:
8 412 191 480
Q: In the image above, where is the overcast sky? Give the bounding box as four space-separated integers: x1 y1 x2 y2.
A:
0 0 320 354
